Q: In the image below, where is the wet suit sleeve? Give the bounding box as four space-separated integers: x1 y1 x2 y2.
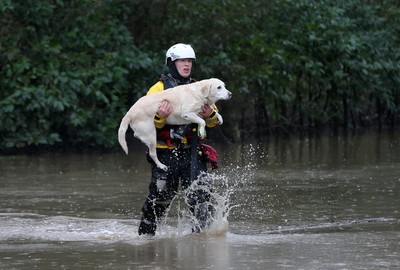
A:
147 81 167 129
204 104 220 128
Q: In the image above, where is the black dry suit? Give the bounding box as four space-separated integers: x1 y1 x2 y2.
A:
138 74 216 236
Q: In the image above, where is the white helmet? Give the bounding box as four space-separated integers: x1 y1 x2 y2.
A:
165 43 196 65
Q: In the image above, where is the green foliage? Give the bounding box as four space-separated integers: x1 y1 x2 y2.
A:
0 0 154 149
1 0 399 151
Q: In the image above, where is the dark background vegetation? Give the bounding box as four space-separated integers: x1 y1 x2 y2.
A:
1 0 399 153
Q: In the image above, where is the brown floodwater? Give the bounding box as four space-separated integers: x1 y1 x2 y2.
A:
1 131 399 269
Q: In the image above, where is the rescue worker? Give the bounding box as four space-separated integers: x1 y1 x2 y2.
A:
138 43 220 236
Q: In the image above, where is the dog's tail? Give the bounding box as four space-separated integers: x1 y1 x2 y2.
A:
118 114 131 154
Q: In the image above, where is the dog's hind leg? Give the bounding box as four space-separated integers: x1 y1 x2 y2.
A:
148 142 168 172
133 121 168 171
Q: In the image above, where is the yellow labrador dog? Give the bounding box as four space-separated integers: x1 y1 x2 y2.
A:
118 78 232 171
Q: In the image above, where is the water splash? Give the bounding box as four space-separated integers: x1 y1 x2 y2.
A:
157 144 260 237
156 172 234 237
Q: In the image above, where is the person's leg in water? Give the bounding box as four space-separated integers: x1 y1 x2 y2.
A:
138 150 180 236
182 147 214 232
138 147 213 235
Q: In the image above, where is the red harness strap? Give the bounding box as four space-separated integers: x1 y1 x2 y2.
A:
157 128 219 170
156 129 173 147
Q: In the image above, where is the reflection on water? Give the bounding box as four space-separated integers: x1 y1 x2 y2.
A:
0 131 399 269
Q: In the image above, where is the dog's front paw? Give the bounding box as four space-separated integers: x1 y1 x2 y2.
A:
217 113 223 125
199 126 206 138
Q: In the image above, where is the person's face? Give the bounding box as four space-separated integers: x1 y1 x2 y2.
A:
175 58 193 78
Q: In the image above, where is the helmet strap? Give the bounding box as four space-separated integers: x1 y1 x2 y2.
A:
167 60 194 84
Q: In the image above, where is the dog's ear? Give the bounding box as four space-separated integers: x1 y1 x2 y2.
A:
201 82 211 97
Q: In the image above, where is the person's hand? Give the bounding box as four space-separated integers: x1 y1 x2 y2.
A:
157 100 172 118
200 104 213 117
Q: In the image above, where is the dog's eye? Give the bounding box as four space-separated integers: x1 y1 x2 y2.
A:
217 86 222 89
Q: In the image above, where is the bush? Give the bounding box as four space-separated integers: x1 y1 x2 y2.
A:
0 0 154 150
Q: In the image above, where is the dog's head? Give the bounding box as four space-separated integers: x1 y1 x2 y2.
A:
202 78 232 104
